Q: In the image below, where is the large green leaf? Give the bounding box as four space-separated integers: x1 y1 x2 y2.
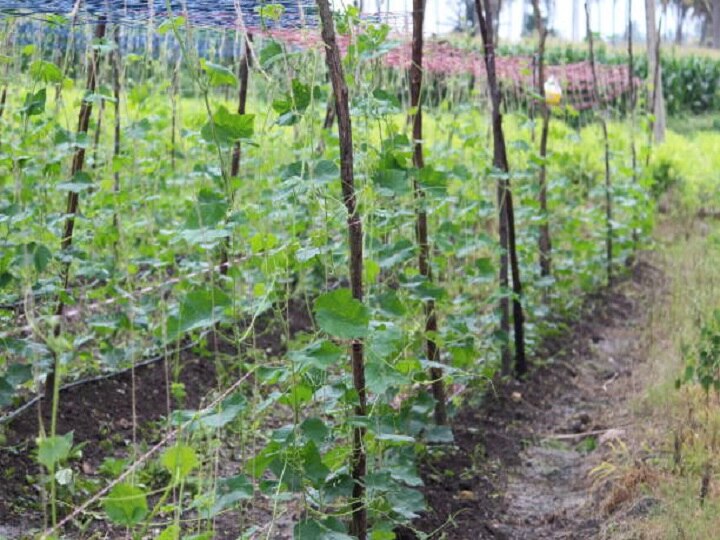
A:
202 61 237 87
289 340 343 370
314 289 370 339
166 287 231 340
29 60 63 84
300 417 329 444
161 443 199 482
185 188 228 229
209 474 253 516
21 88 46 116
200 393 247 428
0 377 14 407
294 518 352 539
103 483 148 526
37 433 73 470
201 106 254 144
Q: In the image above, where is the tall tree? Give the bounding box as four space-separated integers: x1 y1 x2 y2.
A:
474 0 527 377
645 0 666 142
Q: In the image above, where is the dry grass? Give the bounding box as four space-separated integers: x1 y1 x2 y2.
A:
597 217 720 539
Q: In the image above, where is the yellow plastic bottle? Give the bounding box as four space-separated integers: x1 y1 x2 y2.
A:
544 76 562 106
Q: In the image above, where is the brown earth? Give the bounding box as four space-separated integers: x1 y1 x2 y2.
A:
0 261 663 540
0 298 314 539
404 260 663 539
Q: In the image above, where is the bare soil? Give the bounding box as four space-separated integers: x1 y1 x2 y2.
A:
406 260 663 539
0 298 314 539
0 261 663 539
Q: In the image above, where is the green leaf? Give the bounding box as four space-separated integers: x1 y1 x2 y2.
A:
257 3 285 21
200 393 247 429
373 168 409 196
424 425 454 444
314 289 370 339
33 244 52 273
201 106 255 144
156 524 180 540
5 363 32 386
259 40 283 68
37 433 73 470
300 417 329 444
103 483 149 526
377 239 416 269
290 340 343 370
29 60 63 84
210 474 253 516
157 16 185 35
475 257 495 280
185 188 229 229
376 290 406 317
14 242 52 273
202 61 237 87
302 441 330 487
57 171 93 193
417 166 448 195
166 287 231 340
0 377 13 407
22 88 46 116
294 518 353 540
161 443 199 482
387 486 426 519
279 383 313 407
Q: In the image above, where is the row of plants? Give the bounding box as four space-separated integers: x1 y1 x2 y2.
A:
0 4 666 539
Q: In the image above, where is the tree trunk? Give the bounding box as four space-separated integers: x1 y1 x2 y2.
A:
645 0 665 143
410 0 448 425
474 0 527 378
675 5 686 45
714 0 720 48
315 0 367 537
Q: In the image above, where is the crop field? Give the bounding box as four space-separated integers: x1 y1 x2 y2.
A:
1 1 720 539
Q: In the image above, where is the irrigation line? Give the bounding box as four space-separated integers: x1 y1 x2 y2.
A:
38 365 257 540
0 329 211 426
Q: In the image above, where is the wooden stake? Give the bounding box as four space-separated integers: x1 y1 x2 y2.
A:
315 0 367 536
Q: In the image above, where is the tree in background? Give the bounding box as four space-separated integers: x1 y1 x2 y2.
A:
646 0 667 142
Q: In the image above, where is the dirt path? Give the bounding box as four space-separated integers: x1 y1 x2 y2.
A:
409 261 663 539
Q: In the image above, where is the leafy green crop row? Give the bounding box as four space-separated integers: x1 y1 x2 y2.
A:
0 10 712 539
